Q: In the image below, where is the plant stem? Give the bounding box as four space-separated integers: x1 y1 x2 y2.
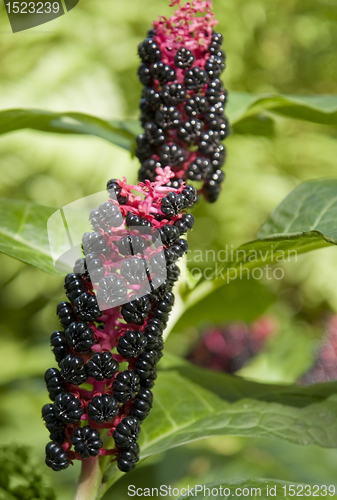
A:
74 457 102 500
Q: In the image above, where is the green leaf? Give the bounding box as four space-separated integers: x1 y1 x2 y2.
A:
98 366 337 498
228 91 337 132
0 109 135 151
184 178 337 311
2 92 337 149
175 479 337 500
160 353 337 408
0 444 55 500
0 198 58 274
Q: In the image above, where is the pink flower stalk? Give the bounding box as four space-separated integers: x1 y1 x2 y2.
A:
42 168 197 473
136 0 228 202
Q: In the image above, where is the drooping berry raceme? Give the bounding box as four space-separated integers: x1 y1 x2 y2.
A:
136 0 228 202
42 167 196 473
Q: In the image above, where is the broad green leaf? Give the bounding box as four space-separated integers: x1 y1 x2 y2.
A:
176 479 337 500
2 92 337 150
0 109 135 151
228 92 337 130
0 198 58 274
184 179 337 311
98 369 337 498
160 353 337 408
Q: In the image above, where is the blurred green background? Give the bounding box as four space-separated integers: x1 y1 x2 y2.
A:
1 0 337 498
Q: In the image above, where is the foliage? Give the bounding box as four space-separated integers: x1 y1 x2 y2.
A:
1 1 337 499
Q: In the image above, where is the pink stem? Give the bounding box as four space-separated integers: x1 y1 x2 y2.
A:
74 457 102 500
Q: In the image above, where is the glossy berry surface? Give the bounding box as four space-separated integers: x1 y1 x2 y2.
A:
71 426 103 459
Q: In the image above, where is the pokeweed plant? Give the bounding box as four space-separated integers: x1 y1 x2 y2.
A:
2 1 337 500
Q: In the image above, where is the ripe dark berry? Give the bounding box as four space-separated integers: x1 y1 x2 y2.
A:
209 31 223 54
121 257 147 285
181 185 198 207
117 330 147 358
73 292 101 322
82 232 110 257
71 426 103 459
185 96 208 118
131 388 153 421
97 274 127 308
135 350 158 380
184 66 207 91
136 135 153 162
177 119 203 143
138 63 153 86
150 252 166 276
187 157 211 181
90 201 123 231
205 54 225 79
57 301 76 329
59 354 87 386
205 106 228 139
73 258 86 275
155 106 182 130
145 318 164 337
139 371 157 389
142 87 161 109
159 143 185 167
138 158 161 182
117 235 146 256
87 394 119 423
64 321 95 352
113 370 140 403
143 122 165 147
199 130 221 155
117 442 140 472
85 254 106 282
174 213 195 235
156 224 180 246
138 38 162 63
86 351 119 381
161 192 184 218
204 168 225 203
125 213 152 233
121 295 151 325
53 392 84 424
64 273 85 302
42 404 64 435
205 79 226 105
107 179 129 205
153 292 175 322
210 144 226 168
151 62 176 84
44 368 65 401
113 416 140 448
174 47 195 68
50 330 68 363
165 239 189 263
45 442 69 471
161 83 186 106
166 263 180 283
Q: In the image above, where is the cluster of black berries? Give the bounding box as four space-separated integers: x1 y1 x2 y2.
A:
136 31 228 202
42 177 197 473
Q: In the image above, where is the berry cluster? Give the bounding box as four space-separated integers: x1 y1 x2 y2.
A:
136 0 228 202
188 317 275 373
300 315 337 384
42 167 196 473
